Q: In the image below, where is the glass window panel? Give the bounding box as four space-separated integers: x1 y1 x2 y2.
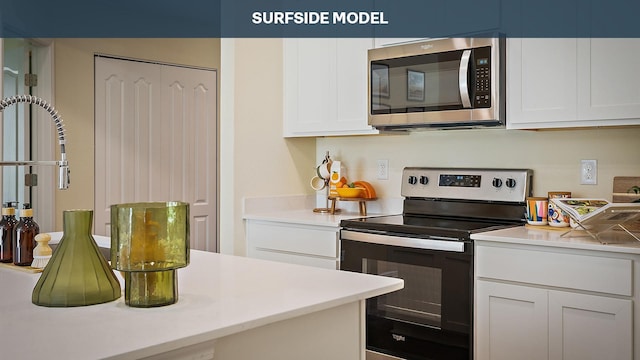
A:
2 38 28 206
364 258 442 329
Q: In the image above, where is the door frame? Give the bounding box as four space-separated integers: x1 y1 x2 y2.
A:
0 38 55 232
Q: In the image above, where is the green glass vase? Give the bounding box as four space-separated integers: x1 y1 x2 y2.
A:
32 210 121 307
123 269 178 307
111 201 189 307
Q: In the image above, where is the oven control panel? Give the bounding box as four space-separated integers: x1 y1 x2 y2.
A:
402 167 532 202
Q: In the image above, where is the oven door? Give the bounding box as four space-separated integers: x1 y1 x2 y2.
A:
340 229 472 360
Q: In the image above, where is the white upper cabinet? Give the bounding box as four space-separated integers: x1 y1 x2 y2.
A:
507 38 640 129
373 38 427 48
507 38 578 127
283 38 378 137
578 38 640 122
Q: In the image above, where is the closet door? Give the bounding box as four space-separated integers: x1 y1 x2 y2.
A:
160 64 217 252
95 56 217 252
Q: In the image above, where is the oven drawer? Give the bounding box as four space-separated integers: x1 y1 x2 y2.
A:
476 245 632 296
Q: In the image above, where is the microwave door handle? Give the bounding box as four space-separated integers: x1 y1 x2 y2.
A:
459 49 472 108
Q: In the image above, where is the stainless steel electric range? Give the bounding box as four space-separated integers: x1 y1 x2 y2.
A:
340 167 533 360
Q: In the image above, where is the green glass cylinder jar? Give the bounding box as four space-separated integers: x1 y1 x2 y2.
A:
32 210 121 307
123 269 178 307
111 202 189 307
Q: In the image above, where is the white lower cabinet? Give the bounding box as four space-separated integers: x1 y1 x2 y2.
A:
475 242 634 360
477 280 632 360
548 290 632 360
245 220 339 269
476 280 548 360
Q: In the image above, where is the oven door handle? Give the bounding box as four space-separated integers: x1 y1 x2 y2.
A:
459 49 472 109
341 230 466 253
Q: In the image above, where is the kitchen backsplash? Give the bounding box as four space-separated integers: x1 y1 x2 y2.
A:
316 127 640 202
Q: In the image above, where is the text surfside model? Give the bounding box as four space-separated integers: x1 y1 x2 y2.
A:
251 11 388 25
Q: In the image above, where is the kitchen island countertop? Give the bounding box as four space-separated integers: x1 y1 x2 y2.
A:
0 250 403 359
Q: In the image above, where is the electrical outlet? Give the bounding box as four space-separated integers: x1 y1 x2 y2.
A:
580 159 597 185
377 159 389 180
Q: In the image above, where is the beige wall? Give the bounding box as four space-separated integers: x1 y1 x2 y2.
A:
220 39 315 255
318 127 640 201
53 38 220 230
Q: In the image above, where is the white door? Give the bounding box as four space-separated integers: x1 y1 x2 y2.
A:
282 38 377 136
506 38 578 127
548 290 632 360
94 56 217 252
578 38 640 121
476 280 549 360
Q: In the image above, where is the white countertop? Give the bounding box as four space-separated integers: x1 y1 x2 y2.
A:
243 208 380 227
472 225 640 254
242 194 403 227
0 250 403 359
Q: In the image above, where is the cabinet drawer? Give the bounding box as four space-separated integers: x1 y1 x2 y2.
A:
246 221 338 258
476 245 632 296
250 249 339 270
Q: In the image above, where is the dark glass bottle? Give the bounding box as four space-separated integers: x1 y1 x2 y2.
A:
13 203 40 266
0 202 18 263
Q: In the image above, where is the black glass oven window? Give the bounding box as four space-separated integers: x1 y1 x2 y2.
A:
371 49 465 115
364 258 442 329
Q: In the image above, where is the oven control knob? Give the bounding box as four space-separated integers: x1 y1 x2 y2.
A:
419 176 429 185
408 176 418 185
492 178 503 188
505 178 517 188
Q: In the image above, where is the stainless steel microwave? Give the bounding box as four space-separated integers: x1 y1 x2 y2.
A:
368 37 505 131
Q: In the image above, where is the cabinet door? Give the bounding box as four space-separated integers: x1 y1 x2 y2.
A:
335 38 378 134
578 38 640 124
507 38 578 129
283 38 336 135
548 290 632 360
476 280 548 360
283 38 378 137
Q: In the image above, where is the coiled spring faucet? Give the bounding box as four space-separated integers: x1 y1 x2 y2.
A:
0 95 70 190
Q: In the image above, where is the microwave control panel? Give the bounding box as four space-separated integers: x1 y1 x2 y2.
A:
473 46 492 108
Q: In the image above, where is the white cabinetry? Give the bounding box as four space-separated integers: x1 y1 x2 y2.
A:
283 38 378 137
507 38 640 129
475 242 634 360
547 290 632 360
476 281 548 360
578 39 640 122
373 38 427 48
246 219 339 269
